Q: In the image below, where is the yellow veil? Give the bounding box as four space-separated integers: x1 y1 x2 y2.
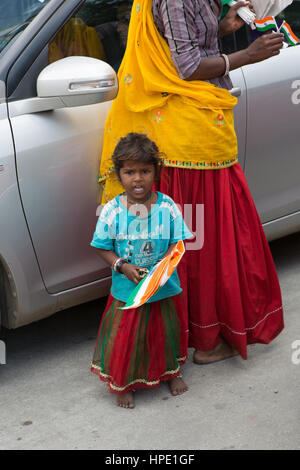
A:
100 0 238 202
49 18 106 63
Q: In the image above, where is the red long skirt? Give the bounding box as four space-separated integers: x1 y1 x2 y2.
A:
91 294 188 394
155 163 284 359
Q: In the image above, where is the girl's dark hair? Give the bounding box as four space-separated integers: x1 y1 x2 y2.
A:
112 133 163 180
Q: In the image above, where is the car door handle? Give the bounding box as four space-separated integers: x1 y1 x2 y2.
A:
230 87 242 97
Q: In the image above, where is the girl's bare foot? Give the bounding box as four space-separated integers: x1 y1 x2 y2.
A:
193 339 239 365
117 391 135 409
168 376 188 396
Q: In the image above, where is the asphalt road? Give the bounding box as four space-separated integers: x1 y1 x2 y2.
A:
0 232 300 450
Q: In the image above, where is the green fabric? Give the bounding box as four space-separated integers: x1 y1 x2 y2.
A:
127 303 151 383
91 296 185 392
161 298 181 371
221 0 230 19
221 7 229 19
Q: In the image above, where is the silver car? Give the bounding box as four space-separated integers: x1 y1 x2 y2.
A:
0 0 300 330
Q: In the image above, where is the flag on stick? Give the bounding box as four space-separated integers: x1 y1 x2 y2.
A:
254 16 278 31
120 240 185 310
280 21 299 46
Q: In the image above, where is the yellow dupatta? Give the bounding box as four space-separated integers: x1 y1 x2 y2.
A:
100 0 238 202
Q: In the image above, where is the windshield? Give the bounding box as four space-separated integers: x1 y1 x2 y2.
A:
0 0 51 53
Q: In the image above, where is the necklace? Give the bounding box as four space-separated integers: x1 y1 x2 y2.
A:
125 191 153 206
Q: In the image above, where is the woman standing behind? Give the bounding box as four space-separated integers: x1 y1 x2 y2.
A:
99 0 284 363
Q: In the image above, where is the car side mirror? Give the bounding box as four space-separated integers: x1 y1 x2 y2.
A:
37 56 118 108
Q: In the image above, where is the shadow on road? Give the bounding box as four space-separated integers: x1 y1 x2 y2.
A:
0 296 107 368
270 231 300 272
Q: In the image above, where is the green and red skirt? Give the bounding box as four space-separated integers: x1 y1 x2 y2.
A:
91 294 188 394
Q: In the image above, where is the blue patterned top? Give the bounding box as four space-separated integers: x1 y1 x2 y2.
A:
91 191 193 303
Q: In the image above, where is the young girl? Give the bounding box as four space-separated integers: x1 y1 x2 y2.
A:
90 133 193 409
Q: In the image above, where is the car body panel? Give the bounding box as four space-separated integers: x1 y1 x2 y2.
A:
9 100 111 293
242 46 300 223
0 99 49 327
0 86 112 328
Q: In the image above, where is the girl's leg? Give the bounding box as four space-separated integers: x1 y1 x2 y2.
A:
117 391 135 409
168 374 188 396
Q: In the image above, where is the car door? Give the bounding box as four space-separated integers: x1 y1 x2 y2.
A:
0 94 16 234
6 0 131 294
242 1 300 223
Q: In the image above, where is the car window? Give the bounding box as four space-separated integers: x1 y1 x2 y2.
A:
0 0 51 54
49 0 134 72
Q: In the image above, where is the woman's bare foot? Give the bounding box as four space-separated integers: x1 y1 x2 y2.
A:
168 376 188 396
117 391 135 409
193 339 239 365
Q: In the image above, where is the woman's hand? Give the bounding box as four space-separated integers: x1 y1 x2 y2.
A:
186 30 284 81
245 32 284 64
219 1 253 37
120 263 143 284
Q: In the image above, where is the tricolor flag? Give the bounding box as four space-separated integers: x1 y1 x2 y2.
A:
254 16 278 32
120 240 185 310
280 21 299 46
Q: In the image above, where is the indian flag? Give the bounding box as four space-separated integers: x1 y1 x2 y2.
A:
254 16 278 32
120 240 185 310
280 21 299 46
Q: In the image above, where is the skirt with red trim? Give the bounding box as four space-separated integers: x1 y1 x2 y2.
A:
91 294 188 394
154 163 284 359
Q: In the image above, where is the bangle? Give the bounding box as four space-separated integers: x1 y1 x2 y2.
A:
118 259 128 273
221 54 230 77
112 258 123 272
113 258 128 273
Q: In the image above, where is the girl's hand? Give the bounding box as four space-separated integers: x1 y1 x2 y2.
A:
120 263 143 284
219 1 253 37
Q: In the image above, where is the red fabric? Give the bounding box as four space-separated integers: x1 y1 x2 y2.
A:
155 163 284 359
91 294 188 394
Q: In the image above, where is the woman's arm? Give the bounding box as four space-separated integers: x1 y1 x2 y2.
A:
186 32 284 81
155 0 283 82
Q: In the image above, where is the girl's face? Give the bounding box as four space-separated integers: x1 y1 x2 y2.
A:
119 160 156 202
